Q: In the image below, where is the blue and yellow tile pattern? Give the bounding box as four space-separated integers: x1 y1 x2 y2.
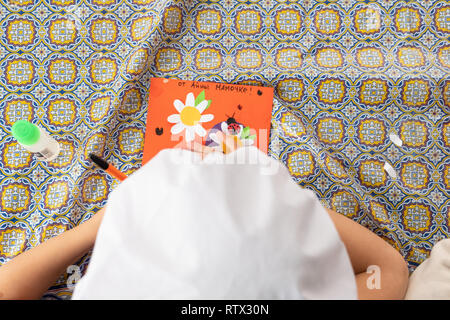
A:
0 0 448 298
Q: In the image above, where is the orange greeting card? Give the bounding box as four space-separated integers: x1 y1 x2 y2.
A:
142 78 274 164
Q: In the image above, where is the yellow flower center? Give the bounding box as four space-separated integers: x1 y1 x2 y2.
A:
180 106 201 126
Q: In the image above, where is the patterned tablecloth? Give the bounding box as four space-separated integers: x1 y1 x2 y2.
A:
0 0 448 299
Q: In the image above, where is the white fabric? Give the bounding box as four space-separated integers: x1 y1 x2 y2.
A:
405 239 450 300
72 147 357 300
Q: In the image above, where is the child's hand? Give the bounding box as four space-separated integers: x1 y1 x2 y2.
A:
210 131 243 154
182 131 243 158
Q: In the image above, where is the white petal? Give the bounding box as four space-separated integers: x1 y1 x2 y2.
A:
209 132 218 144
173 100 184 112
210 131 223 144
171 122 185 135
167 114 180 123
242 138 254 146
221 121 228 132
185 127 195 142
194 125 206 137
199 114 214 123
196 100 209 113
185 92 195 107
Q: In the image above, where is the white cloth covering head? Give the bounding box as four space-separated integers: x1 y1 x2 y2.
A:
72 147 357 299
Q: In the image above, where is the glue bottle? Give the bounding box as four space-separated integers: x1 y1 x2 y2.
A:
11 120 60 162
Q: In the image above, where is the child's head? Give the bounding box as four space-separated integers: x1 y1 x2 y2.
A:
73 147 357 299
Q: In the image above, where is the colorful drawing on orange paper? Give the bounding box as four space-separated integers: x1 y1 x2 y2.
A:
142 78 274 164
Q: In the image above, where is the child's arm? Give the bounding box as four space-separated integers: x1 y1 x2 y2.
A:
0 208 105 300
327 208 409 300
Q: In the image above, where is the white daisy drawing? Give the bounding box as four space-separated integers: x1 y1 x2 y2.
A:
167 92 214 142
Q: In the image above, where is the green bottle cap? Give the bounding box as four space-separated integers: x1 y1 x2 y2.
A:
12 120 40 146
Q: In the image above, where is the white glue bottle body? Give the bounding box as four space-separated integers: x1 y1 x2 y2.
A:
11 120 60 162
